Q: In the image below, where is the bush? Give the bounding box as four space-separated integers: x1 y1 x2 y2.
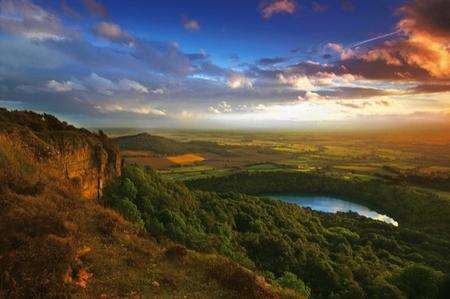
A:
116 198 143 225
276 272 311 298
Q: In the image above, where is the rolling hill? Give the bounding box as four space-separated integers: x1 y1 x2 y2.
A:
113 132 231 156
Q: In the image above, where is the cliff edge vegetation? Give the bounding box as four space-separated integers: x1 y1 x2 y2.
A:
0 109 298 298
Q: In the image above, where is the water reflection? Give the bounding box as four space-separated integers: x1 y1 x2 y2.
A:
266 194 398 226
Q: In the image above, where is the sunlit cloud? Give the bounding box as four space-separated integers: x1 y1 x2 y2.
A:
326 43 343 53
47 80 85 92
118 79 148 94
227 74 253 89
182 16 200 31
278 74 314 91
93 22 135 46
95 103 166 116
261 0 297 19
347 0 450 78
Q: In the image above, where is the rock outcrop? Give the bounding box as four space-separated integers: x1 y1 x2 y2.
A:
0 108 120 199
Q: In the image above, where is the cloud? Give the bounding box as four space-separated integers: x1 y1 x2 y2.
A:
299 91 323 101
410 84 450 94
187 49 209 61
96 103 166 116
349 0 450 78
209 101 232 114
182 16 200 31
335 100 372 109
118 79 149 94
326 43 343 53
257 56 288 66
151 88 164 95
278 74 314 91
84 74 151 95
47 79 85 92
261 0 297 19
83 0 108 18
93 22 134 46
86 73 116 95
0 0 74 40
227 74 253 89
135 40 194 76
0 38 69 69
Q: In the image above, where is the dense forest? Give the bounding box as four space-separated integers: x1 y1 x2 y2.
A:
187 172 450 240
103 165 450 298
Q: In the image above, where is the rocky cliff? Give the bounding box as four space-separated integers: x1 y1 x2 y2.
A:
0 108 120 199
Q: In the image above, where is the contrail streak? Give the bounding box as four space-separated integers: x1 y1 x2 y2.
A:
350 30 402 48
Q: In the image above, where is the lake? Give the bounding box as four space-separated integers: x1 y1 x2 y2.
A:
266 194 398 226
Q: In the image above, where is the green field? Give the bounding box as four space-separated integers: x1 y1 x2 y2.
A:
107 128 450 192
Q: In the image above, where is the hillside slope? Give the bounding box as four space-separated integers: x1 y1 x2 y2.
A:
114 132 230 156
0 108 120 199
0 109 298 298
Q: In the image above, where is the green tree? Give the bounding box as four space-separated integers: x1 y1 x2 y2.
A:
395 264 444 299
276 272 311 298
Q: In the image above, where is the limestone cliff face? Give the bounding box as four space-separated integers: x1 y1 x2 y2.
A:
0 109 121 199
56 137 121 199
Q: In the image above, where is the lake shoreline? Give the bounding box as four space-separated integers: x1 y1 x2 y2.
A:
262 193 399 226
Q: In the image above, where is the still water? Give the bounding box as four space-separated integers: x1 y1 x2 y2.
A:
266 194 398 226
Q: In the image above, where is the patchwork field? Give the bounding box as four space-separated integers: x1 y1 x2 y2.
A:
109 128 450 190
167 154 205 165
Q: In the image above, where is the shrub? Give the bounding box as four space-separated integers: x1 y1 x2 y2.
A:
276 272 311 298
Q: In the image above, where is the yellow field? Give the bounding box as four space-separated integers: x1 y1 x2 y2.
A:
167 154 205 165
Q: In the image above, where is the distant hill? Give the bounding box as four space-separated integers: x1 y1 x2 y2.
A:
113 132 231 156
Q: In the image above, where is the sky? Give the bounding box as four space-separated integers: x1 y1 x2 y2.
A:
0 0 449 129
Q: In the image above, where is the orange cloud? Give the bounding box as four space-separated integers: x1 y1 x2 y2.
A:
261 0 297 19
359 0 450 78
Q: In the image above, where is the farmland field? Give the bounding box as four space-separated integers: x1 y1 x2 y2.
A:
167 154 205 164
108 128 450 191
